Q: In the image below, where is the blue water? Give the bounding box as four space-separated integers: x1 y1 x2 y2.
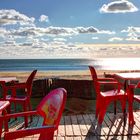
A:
0 58 139 71
0 59 91 71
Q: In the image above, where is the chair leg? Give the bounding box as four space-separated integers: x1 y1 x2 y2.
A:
98 107 107 125
0 117 3 138
95 100 100 119
28 101 33 122
120 99 126 125
23 103 28 127
114 101 117 115
14 102 17 113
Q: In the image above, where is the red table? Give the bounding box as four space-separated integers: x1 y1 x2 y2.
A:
0 77 17 83
114 72 140 125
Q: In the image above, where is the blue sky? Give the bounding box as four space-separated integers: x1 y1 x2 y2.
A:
0 0 140 58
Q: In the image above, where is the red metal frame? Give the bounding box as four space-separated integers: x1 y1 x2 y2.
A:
2 88 67 140
89 66 127 124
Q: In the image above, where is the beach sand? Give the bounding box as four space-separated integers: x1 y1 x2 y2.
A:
0 69 121 82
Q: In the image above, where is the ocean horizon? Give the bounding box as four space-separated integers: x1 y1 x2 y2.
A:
0 58 139 71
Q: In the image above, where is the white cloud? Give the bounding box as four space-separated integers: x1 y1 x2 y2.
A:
122 26 140 42
39 15 49 22
109 37 123 42
53 38 67 42
8 26 114 38
99 30 115 35
0 9 35 26
126 36 140 42
92 37 98 40
76 26 98 33
0 27 9 37
122 26 140 33
100 0 138 13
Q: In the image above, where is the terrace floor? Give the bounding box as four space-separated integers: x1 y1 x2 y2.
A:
2 111 140 140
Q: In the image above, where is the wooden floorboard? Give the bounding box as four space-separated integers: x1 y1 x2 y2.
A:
1 111 140 140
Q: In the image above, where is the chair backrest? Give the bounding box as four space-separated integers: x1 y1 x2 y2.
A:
26 70 37 96
37 88 67 128
89 66 100 96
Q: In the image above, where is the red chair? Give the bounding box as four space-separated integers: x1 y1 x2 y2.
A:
89 66 126 124
4 70 37 126
2 88 67 140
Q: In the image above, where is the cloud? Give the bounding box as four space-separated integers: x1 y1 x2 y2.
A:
122 26 140 42
46 26 78 36
126 36 140 42
76 26 98 33
44 26 114 36
100 0 138 13
92 37 99 40
10 27 45 37
98 30 115 34
39 15 49 22
0 27 9 37
0 9 35 26
20 42 33 46
53 38 67 42
8 26 114 38
109 37 123 42
122 26 140 33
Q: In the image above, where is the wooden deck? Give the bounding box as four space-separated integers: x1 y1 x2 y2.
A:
2 111 140 140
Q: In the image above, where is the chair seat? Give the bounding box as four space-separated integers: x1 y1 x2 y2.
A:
6 95 27 102
134 95 140 102
101 90 125 97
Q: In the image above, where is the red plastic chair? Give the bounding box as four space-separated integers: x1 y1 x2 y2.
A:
89 66 127 124
2 88 67 140
4 70 37 126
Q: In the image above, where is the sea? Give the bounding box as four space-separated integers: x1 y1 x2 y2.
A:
0 58 140 71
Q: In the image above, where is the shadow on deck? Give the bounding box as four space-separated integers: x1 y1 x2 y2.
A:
2 111 140 140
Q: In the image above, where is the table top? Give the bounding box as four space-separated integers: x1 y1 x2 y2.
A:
0 101 10 111
115 72 140 80
0 77 17 83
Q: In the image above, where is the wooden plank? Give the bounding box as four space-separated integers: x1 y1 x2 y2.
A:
4 111 140 140
88 114 97 135
76 114 88 136
71 115 81 136
56 117 65 137
73 136 82 140
65 137 73 140
82 113 103 139
103 113 114 136
64 116 74 136
57 136 65 140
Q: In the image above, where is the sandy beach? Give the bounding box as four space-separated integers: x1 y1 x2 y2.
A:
0 69 121 82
